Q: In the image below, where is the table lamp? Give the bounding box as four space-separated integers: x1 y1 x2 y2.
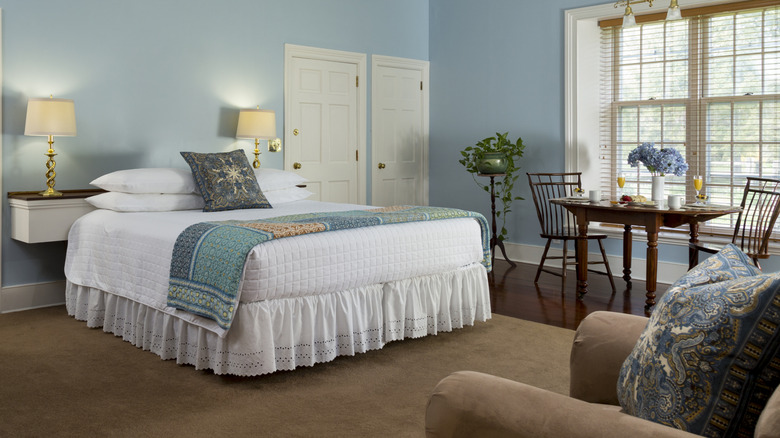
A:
24 96 77 196
236 107 277 168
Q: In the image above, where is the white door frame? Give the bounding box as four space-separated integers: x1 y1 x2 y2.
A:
284 44 367 205
371 55 430 205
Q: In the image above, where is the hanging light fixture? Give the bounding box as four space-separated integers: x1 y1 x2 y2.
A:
667 0 682 20
615 0 682 28
622 3 637 27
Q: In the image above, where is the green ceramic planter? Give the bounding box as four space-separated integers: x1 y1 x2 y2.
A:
477 152 508 174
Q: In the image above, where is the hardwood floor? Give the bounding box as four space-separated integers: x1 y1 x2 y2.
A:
489 259 668 330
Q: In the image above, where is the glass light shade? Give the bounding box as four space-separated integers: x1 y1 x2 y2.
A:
236 109 276 139
667 5 682 20
24 98 77 136
623 12 637 27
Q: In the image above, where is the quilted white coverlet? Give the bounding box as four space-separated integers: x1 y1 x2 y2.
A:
65 200 484 336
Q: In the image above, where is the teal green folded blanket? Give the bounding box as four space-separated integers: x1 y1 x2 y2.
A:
167 206 491 330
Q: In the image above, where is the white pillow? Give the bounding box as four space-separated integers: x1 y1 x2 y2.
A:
263 187 314 205
255 168 307 192
86 192 205 212
91 168 198 194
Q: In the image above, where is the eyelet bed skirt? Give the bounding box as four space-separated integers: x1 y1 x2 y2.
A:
65 263 490 376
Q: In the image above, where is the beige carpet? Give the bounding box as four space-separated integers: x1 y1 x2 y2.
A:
0 306 574 437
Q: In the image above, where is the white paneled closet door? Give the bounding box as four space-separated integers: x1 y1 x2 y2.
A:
285 45 366 204
371 55 429 207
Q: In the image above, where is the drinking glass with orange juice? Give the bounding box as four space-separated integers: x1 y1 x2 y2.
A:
693 175 703 204
617 172 626 198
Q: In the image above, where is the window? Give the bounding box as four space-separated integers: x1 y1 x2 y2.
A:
599 3 780 236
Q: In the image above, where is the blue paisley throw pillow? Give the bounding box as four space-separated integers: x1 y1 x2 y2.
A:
181 150 271 212
669 243 761 290
617 244 780 437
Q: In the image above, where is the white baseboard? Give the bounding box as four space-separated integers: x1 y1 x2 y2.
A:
499 241 687 286
0 280 66 313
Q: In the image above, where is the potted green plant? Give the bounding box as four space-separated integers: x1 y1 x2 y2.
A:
458 132 525 242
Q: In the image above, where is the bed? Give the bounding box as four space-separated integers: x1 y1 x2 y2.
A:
64 194 492 376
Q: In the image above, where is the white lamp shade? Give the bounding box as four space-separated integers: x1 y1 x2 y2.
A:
24 98 77 137
236 109 276 139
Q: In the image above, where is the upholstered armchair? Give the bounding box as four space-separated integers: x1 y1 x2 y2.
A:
425 311 780 438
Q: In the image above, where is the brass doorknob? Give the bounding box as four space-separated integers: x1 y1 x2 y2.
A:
293 162 302 169
378 163 386 169
293 129 299 136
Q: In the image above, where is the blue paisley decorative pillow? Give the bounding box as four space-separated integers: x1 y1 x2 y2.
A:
669 243 761 290
617 244 780 437
181 150 271 212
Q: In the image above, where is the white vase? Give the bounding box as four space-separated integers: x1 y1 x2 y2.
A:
651 175 665 203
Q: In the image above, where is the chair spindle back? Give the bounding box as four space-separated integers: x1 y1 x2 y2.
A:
733 177 780 259
527 173 582 237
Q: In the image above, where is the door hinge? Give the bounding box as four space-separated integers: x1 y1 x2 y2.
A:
356 76 359 87
356 150 359 161
420 81 423 91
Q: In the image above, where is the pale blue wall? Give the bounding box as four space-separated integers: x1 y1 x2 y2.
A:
430 0 603 250
1 0 429 286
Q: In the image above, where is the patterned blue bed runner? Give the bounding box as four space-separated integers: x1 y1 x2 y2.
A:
167 206 491 330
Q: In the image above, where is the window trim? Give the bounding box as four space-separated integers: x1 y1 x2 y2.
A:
564 0 780 254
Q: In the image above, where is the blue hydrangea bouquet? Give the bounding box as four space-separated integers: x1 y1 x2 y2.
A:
627 142 688 176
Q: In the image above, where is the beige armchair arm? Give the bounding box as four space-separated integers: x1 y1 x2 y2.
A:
569 311 649 404
425 370 699 438
426 311 780 437
756 389 780 438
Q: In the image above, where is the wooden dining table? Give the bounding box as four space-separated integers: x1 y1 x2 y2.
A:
550 198 741 310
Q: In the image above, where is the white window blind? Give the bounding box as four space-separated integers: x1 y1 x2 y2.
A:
599 2 780 237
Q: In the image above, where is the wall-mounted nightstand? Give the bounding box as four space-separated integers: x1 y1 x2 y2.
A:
8 189 102 243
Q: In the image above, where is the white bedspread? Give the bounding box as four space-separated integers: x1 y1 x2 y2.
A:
65 200 484 336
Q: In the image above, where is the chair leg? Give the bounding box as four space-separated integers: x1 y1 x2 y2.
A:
689 247 699 270
561 239 568 292
535 238 553 284
597 238 616 292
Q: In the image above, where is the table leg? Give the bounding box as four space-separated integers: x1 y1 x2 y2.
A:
576 219 589 299
688 222 700 269
622 225 632 288
645 229 659 309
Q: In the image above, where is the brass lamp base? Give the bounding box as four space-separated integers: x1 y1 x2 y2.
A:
252 138 261 168
41 140 63 196
39 187 63 197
